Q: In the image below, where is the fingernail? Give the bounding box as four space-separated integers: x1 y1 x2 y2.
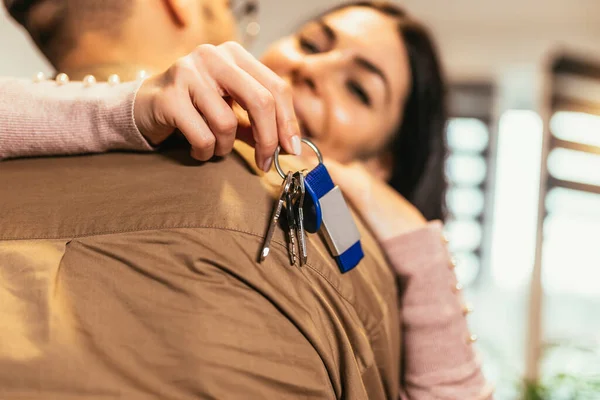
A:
262 157 273 172
291 136 302 156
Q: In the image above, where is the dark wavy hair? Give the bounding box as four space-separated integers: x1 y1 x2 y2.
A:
324 1 448 221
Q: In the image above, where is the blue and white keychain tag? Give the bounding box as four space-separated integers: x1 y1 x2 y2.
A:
273 139 364 273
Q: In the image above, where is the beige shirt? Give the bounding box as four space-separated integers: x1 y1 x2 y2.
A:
0 140 400 399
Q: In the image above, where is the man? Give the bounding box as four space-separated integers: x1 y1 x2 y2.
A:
0 1 400 398
4 0 301 169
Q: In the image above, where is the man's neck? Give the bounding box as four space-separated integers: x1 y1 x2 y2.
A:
54 34 173 81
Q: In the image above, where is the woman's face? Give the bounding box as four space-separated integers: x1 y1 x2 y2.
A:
261 6 411 163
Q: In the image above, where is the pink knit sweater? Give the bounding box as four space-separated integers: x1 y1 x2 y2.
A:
0 78 152 159
0 77 493 399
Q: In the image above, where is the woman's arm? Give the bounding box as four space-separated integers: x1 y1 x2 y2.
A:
323 160 493 399
1 43 304 167
383 223 494 400
0 77 153 160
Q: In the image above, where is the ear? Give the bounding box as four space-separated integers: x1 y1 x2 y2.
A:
163 0 194 27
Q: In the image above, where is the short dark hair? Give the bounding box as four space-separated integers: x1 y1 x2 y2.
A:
10 0 133 64
5 0 40 25
322 1 448 222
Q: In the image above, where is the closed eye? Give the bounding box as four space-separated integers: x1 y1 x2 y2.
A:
346 80 371 107
298 37 320 54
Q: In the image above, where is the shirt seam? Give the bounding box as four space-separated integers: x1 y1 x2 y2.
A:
3 224 398 310
3 224 395 350
0 224 265 242
1 225 364 304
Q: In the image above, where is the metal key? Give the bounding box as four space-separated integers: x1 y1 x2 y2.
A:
270 138 363 274
293 171 308 266
285 181 298 265
260 172 293 262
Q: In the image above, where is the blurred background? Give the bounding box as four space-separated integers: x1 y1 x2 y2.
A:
2 0 599 398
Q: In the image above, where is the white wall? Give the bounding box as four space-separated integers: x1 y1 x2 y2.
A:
252 0 600 80
0 6 52 77
3 0 600 80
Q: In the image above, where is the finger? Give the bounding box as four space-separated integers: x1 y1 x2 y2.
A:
191 47 277 171
225 105 275 171
221 42 301 157
216 65 279 172
235 122 255 147
172 97 216 161
188 76 238 157
231 101 261 151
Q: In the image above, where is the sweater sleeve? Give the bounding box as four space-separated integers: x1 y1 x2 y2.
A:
0 77 153 160
382 221 494 400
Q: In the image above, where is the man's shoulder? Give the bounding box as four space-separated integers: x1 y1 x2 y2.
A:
0 146 271 240
0 147 401 398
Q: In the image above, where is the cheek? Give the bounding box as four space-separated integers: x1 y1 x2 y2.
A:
328 102 390 157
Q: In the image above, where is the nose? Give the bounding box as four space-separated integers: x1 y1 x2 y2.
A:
292 50 351 94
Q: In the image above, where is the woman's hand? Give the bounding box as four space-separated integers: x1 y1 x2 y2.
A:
134 41 301 172
324 160 427 242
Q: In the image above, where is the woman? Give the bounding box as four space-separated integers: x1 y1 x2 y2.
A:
0 2 493 398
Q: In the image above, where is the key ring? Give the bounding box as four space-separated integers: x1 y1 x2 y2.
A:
274 138 323 180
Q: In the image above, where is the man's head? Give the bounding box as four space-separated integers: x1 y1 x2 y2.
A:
5 0 237 78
